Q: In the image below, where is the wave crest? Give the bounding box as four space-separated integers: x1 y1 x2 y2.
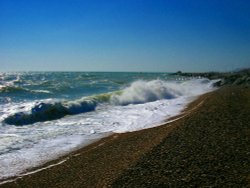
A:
4 99 97 126
111 80 179 105
3 78 215 125
111 78 215 105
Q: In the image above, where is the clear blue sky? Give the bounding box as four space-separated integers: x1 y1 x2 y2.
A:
1 0 250 72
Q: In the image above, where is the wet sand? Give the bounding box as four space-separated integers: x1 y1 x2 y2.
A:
1 86 249 187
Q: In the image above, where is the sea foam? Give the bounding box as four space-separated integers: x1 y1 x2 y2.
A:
0 77 217 180
3 78 214 126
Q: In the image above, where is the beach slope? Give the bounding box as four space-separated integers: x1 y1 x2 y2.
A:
1 86 249 187
113 86 250 187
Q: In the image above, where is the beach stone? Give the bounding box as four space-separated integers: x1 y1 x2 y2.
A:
112 86 250 187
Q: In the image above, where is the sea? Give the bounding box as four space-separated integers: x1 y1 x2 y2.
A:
0 72 217 180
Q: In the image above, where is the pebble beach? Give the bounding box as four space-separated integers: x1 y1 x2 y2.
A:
1 85 249 187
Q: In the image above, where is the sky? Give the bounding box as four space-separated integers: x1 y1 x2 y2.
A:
0 0 250 72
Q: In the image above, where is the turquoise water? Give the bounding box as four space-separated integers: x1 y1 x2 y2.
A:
0 72 217 180
0 72 174 103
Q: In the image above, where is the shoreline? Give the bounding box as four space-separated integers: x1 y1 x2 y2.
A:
1 86 249 187
0 91 209 186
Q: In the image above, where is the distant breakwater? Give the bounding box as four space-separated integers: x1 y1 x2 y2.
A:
172 68 250 87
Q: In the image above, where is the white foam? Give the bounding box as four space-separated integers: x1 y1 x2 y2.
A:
30 89 52 94
111 78 215 105
0 134 101 179
0 78 217 180
112 80 174 105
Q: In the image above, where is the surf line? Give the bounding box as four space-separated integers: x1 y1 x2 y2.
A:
0 134 116 185
0 98 206 185
0 159 68 185
154 98 205 127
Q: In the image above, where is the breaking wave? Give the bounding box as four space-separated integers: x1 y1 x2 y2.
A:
4 99 98 126
3 78 215 126
3 92 119 126
111 80 180 105
111 79 215 105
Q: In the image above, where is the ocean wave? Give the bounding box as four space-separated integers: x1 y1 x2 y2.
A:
3 91 119 126
110 78 214 105
3 78 215 126
4 99 98 126
0 85 52 94
0 85 28 93
111 80 179 105
0 97 12 104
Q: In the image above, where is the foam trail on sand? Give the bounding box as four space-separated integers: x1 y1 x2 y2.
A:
0 75 218 180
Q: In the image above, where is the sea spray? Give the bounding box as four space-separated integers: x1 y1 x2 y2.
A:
3 79 214 125
0 72 217 179
3 92 119 125
111 80 180 105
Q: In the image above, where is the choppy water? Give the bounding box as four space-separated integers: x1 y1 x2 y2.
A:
0 72 217 179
